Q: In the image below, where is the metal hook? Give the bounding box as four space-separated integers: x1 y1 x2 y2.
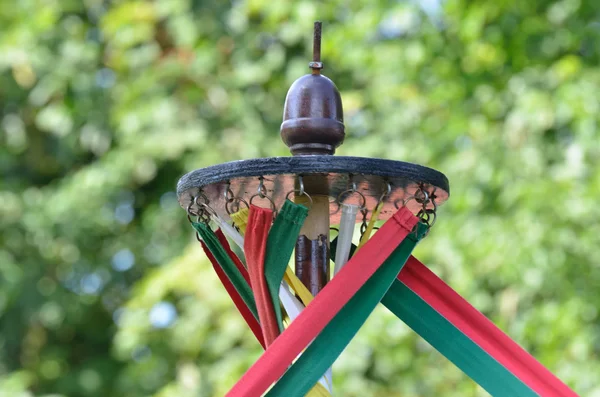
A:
223 182 235 203
337 174 367 211
348 174 358 193
359 183 388 237
187 197 199 223
257 177 267 198
379 181 392 202
298 175 305 195
284 175 313 210
247 177 278 215
429 186 438 202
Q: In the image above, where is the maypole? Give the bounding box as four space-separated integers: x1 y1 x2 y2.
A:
176 22 578 397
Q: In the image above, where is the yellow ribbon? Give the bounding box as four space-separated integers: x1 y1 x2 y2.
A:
356 201 384 252
230 207 250 234
283 267 314 305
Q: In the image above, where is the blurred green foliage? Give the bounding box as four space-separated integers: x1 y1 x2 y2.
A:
1 0 600 396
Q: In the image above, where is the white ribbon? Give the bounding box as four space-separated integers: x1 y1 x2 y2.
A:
333 203 359 275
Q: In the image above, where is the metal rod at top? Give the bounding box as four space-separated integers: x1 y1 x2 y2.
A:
310 21 324 73
313 21 322 62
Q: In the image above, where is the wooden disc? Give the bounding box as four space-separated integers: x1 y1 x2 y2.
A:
177 156 449 224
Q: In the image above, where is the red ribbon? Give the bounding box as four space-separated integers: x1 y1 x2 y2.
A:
200 230 266 349
226 207 418 397
245 206 280 347
400 256 578 397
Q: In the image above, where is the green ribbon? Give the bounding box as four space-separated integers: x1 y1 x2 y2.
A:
265 223 428 397
331 235 538 396
192 222 259 320
381 280 538 396
264 200 309 332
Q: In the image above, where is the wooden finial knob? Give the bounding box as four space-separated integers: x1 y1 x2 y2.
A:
280 22 345 156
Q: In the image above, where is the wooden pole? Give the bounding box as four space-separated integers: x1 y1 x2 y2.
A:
294 194 330 296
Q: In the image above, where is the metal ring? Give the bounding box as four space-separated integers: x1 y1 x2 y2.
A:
421 199 438 228
187 193 209 222
196 205 212 224
337 189 367 210
249 193 277 214
417 209 431 223
428 211 437 229
194 191 209 204
196 211 211 225
187 194 208 239
414 187 430 205
199 202 218 218
192 191 210 210
427 210 437 228
225 197 249 215
196 193 211 223
393 195 419 210
416 210 435 231
285 189 313 210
